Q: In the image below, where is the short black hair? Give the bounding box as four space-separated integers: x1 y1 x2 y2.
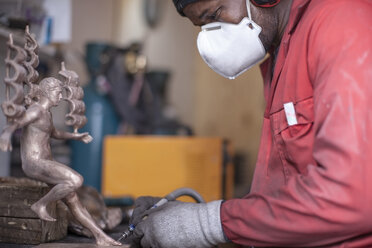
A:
173 0 280 16
172 0 200 16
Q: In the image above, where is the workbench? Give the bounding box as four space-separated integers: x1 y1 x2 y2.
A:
0 223 131 248
0 222 239 247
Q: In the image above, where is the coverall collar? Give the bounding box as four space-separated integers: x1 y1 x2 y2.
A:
261 0 312 118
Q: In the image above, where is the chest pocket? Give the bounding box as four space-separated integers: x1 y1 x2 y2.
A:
270 97 315 180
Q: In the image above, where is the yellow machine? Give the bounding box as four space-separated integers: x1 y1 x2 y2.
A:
102 137 234 202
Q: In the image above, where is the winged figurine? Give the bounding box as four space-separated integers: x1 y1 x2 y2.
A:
0 27 121 246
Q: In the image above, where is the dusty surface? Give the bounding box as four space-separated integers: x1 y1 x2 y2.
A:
0 223 132 248
35 243 130 248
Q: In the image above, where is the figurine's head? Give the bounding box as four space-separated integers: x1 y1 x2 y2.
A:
39 77 63 107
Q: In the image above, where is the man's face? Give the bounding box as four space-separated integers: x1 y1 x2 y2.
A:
182 0 277 52
183 0 247 26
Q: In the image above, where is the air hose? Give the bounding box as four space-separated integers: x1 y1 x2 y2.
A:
165 187 205 203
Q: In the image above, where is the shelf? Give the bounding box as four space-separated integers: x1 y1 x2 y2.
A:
0 26 25 44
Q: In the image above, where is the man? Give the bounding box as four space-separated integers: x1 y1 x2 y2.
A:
131 0 372 247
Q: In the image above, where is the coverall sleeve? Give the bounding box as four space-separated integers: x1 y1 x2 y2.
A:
220 3 372 247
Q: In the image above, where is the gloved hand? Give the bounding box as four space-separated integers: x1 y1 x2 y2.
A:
130 196 162 226
131 199 227 248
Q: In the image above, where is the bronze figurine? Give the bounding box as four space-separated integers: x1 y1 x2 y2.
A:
0 27 121 246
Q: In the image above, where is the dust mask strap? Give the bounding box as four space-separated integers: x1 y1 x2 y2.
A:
247 0 252 20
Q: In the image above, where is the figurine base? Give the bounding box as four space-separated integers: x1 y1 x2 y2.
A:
0 177 68 244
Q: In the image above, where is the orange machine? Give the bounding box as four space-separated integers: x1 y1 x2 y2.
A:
102 136 234 202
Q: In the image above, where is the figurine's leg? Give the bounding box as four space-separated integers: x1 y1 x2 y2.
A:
63 192 122 246
23 159 83 222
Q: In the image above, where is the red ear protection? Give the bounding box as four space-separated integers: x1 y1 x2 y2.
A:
251 0 281 7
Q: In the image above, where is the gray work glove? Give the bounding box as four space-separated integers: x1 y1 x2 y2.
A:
130 196 162 226
131 199 227 248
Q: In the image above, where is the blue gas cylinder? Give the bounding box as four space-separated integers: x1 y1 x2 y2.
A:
70 84 119 192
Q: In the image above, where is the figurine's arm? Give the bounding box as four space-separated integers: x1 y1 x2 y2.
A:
0 106 40 152
52 128 93 144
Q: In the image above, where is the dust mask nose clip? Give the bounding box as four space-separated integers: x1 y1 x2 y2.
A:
197 0 266 79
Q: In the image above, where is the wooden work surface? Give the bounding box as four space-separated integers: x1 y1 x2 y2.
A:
36 244 130 248
0 223 131 248
0 221 239 248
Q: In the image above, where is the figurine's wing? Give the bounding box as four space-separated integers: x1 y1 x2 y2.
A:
58 62 87 133
1 34 27 122
23 26 40 106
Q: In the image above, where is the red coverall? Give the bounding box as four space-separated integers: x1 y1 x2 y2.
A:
220 0 372 247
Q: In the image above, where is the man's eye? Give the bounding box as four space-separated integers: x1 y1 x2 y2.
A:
209 7 222 20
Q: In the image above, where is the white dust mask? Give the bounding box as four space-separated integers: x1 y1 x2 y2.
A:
196 0 266 79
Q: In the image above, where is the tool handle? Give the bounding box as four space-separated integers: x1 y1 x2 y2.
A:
151 198 168 208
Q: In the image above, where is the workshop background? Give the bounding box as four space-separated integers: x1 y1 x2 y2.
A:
0 0 264 198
